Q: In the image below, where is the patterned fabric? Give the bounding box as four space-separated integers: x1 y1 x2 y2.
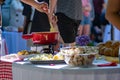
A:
0 60 12 80
56 0 82 20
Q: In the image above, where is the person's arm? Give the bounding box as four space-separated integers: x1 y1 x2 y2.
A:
105 0 120 30
49 0 57 14
21 0 48 13
48 0 57 23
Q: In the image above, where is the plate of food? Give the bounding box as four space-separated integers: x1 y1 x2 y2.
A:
30 60 65 64
28 53 65 64
17 50 40 60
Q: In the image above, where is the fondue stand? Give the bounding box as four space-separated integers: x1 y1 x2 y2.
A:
22 32 59 54
33 43 56 54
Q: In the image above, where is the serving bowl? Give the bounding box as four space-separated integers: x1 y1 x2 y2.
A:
64 53 96 67
60 46 98 67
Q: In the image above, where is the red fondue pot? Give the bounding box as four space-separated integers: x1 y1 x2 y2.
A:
22 32 59 45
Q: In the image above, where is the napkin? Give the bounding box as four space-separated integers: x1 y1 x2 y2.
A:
97 62 117 67
0 54 23 62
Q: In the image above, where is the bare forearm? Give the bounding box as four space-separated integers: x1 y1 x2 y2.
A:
48 0 57 23
21 0 41 10
21 0 35 5
105 0 120 30
49 0 57 14
21 0 48 13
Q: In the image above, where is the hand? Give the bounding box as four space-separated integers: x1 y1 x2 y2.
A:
37 2 49 14
18 27 24 32
48 13 57 25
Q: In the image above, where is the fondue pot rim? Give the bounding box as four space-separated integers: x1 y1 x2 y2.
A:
31 31 59 34
22 31 59 41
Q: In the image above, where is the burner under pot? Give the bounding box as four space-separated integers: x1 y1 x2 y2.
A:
40 45 54 54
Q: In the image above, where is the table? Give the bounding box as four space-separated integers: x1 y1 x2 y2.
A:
12 61 120 80
2 31 30 53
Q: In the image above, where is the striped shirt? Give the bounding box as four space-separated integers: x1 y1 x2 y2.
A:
56 0 82 20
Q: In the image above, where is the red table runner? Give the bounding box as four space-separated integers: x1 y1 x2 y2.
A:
0 60 12 80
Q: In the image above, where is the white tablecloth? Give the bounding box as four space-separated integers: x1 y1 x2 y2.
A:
2 31 30 53
12 61 120 80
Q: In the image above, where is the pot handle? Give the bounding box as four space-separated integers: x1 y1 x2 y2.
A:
22 34 33 40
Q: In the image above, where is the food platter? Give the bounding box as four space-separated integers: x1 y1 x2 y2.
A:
29 60 65 64
25 53 65 64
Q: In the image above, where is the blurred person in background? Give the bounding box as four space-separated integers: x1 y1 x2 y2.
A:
101 0 112 42
78 0 92 36
1 0 11 27
106 0 120 30
0 0 9 55
91 0 104 43
3 0 24 32
0 0 5 26
100 0 109 27
49 0 82 47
